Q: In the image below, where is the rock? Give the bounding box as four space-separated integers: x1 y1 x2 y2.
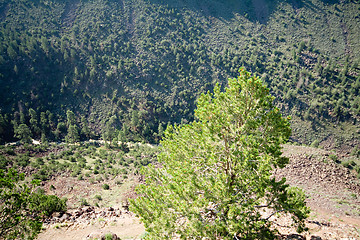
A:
86 231 120 240
59 213 71 222
84 206 95 213
100 232 120 240
286 234 305 240
310 236 322 240
86 231 102 239
52 211 63 218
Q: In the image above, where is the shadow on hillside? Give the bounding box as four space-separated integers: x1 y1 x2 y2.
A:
148 0 341 24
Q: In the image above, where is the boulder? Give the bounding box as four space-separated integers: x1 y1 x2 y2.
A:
86 231 120 240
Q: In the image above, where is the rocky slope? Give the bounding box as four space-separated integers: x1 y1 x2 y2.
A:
36 145 360 239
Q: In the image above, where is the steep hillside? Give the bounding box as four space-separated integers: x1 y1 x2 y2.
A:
0 0 359 148
31 144 360 239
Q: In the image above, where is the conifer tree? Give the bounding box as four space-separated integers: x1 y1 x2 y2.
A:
29 108 40 138
130 69 309 239
65 125 79 143
103 116 117 146
80 116 91 140
66 110 76 127
14 124 32 144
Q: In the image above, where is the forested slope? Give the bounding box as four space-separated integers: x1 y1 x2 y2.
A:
0 0 359 149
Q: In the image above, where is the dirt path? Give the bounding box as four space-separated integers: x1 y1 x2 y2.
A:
37 207 145 240
37 220 144 240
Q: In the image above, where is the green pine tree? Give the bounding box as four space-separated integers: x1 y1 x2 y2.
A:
65 124 79 143
130 69 309 239
14 124 32 144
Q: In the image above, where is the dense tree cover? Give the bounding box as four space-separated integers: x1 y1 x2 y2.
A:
0 0 359 145
0 168 66 240
130 69 309 239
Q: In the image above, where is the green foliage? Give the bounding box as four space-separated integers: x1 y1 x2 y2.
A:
0 155 9 169
14 123 32 144
15 154 30 168
65 125 80 143
310 139 320 148
80 198 90 207
329 154 339 162
351 146 360 158
341 160 356 170
0 168 66 240
104 233 114 240
30 190 67 217
130 69 309 239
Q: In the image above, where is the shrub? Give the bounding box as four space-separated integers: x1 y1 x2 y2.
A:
15 155 30 167
0 169 66 239
351 147 360 157
341 161 352 169
329 154 339 163
96 176 104 182
104 233 114 240
310 139 320 148
0 155 10 169
30 193 67 217
80 198 90 206
102 184 110 190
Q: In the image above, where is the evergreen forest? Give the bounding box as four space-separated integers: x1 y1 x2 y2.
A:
0 0 359 148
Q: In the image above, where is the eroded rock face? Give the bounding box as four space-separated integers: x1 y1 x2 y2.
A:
45 206 132 225
273 145 360 238
277 148 360 195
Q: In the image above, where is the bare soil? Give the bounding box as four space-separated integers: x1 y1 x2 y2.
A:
37 214 144 240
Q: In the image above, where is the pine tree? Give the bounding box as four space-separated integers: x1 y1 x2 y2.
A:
102 116 117 146
66 110 76 127
14 124 32 144
80 116 91 140
65 125 79 143
29 108 40 138
130 69 309 239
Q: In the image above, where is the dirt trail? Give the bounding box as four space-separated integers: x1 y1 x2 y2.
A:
37 217 144 240
37 206 145 240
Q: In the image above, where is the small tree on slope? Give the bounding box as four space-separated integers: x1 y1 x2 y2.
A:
130 69 309 239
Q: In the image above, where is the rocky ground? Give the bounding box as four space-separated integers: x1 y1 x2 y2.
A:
275 145 360 239
37 206 144 240
37 145 360 240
